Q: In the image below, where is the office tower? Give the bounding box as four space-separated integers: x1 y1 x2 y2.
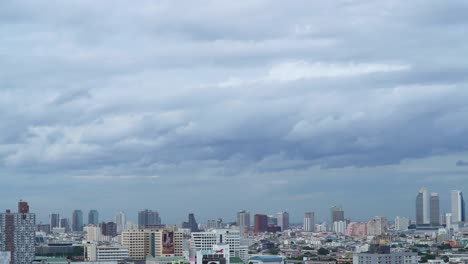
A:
331 205 344 223
416 187 430 225
60 218 70 232
207 218 223 229
277 211 289 231
304 212 315 232
115 211 126 234
237 210 250 237
191 229 249 262
451 190 466 223
72 210 84 232
0 201 36 264
122 228 183 260
188 213 199 232
254 214 268 233
395 216 409 231
367 216 388 236
50 213 60 230
101 222 117 237
430 193 440 226
138 209 161 228
88 210 99 225
446 213 452 230
333 221 347 234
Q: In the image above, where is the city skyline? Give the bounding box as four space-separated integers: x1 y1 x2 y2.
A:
1 1 468 227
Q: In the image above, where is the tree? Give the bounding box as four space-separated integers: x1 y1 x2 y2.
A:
318 248 330 256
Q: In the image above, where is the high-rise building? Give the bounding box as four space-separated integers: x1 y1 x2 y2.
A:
72 210 84 232
333 221 347 234
101 222 118 237
115 211 126 234
190 229 249 262
446 213 453 230
451 190 466 223
395 216 409 231
138 209 161 228
188 213 199 232
207 218 224 229
304 212 315 232
267 215 277 226
237 211 250 237
85 225 102 241
254 214 268 233
416 188 430 225
122 228 183 260
346 222 367 237
331 206 344 223
60 218 70 232
367 216 388 236
50 213 60 230
0 201 36 264
277 212 289 231
430 193 440 226
88 210 99 225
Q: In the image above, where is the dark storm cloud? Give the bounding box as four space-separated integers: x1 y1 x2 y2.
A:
1 0 468 222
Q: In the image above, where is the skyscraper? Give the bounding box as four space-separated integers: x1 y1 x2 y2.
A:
236 210 250 236
0 201 36 264
115 211 126 234
138 209 161 228
187 213 199 232
451 190 466 223
254 214 268 233
50 213 60 230
416 188 429 225
88 210 99 225
72 210 84 232
60 218 70 232
277 211 289 231
101 222 117 237
304 212 315 232
430 193 440 226
331 205 344 223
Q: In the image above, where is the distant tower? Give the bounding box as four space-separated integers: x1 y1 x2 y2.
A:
451 190 466 223
115 211 126 234
50 213 60 230
138 209 161 228
430 193 440 226
237 210 250 236
254 214 268 233
277 212 289 231
416 188 429 225
188 213 199 232
304 212 315 232
331 205 344 223
88 210 99 225
72 210 84 232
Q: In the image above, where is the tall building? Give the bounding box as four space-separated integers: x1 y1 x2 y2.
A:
72 210 84 232
88 210 99 225
346 222 367 237
304 212 315 232
101 222 117 237
367 216 388 236
115 211 126 234
138 209 161 228
188 213 199 232
446 213 453 230
122 228 183 260
277 212 289 231
50 213 60 230
395 216 409 231
430 193 440 226
237 210 250 236
451 190 466 223
331 206 344 223
0 201 36 264
333 221 347 234
60 218 70 232
254 214 268 233
191 229 249 262
416 188 430 225
85 225 101 241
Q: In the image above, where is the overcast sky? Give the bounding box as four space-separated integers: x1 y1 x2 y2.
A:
1 0 468 224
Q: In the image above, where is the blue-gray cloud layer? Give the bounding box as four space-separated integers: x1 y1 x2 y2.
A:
1 0 468 223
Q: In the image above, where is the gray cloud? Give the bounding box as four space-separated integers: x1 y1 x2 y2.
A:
1 0 468 223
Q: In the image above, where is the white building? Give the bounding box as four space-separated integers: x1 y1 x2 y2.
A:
395 216 409 231
237 211 250 237
333 221 347 234
367 216 388 236
196 244 230 264
191 229 248 262
84 243 129 261
353 252 417 264
451 190 465 223
115 211 126 234
304 212 315 232
277 212 289 231
85 225 102 242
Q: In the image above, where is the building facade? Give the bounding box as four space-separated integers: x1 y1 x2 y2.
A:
254 214 268 233
237 211 250 237
276 212 289 231
88 210 99 225
451 190 466 223
304 212 315 232
138 210 161 228
72 210 84 232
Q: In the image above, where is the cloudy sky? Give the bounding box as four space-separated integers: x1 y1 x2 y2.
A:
1 0 468 224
